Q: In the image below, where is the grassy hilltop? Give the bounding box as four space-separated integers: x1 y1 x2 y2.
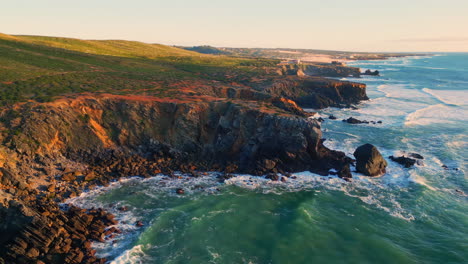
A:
0 34 278 104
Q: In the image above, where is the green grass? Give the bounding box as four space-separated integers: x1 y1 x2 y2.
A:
0 33 280 105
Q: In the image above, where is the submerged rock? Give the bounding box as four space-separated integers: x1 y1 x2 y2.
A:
343 117 368 124
362 69 380 76
343 117 382 125
389 156 416 168
389 152 424 168
353 144 387 176
408 153 424 160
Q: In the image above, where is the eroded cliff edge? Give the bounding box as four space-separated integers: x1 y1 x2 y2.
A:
0 94 355 263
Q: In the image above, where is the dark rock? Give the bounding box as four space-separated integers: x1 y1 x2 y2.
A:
389 156 416 168
337 164 352 179
262 159 276 170
135 221 144 227
329 115 337 120
266 173 279 181
343 117 365 124
353 144 387 176
176 188 185 195
317 117 325 122
25 247 40 258
408 153 424 160
362 69 380 76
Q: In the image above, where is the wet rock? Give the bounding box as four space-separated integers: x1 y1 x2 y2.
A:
408 153 424 160
389 156 416 168
266 173 279 181
389 152 424 168
353 144 387 176
362 69 380 76
317 117 325 122
329 115 337 120
135 221 144 227
343 117 367 124
176 188 185 195
337 164 352 179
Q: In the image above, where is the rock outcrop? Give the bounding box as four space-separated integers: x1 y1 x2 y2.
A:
343 117 382 124
353 144 387 176
302 63 361 78
362 69 380 76
389 153 424 168
262 77 368 109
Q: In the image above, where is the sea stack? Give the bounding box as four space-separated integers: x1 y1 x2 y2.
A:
353 144 387 176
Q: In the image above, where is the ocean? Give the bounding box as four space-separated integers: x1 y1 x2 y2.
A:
67 54 468 264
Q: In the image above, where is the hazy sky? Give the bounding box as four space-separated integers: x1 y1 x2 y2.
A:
2 0 468 52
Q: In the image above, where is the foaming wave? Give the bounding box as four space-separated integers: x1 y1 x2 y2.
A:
111 244 148 264
422 88 468 106
377 84 426 99
405 104 467 126
225 172 416 221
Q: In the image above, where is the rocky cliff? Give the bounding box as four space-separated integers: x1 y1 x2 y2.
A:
0 95 352 263
261 77 368 109
278 63 361 78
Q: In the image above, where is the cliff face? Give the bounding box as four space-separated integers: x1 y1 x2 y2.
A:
0 95 352 263
262 77 368 109
2 95 346 177
302 64 361 78
278 63 361 78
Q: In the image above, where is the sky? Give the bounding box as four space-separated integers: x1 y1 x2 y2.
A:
2 0 468 52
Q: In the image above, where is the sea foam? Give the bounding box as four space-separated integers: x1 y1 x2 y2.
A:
422 88 468 106
405 104 467 126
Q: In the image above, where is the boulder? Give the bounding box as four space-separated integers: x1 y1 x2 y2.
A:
408 153 424 159
353 144 387 176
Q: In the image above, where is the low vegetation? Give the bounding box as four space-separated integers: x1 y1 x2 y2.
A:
0 34 279 105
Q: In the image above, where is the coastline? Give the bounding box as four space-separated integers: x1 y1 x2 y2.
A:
0 45 417 263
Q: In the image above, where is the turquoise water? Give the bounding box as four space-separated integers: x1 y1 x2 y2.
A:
68 54 468 264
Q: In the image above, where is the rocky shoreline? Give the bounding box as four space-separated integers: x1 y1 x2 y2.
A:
0 61 380 263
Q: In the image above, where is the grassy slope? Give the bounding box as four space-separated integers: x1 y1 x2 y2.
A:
0 34 278 104
14 35 203 58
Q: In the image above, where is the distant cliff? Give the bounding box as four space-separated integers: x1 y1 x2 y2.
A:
260 77 368 109
278 63 361 78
